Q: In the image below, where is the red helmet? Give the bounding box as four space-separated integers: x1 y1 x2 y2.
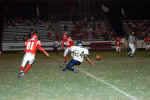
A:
63 32 68 36
31 33 38 40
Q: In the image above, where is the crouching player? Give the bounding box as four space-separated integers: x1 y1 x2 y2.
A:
61 40 95 72
18 33 49 79
61 32 74 64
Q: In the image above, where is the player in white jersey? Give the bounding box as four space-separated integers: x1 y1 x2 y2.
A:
126 32 137 57
61 40 95 72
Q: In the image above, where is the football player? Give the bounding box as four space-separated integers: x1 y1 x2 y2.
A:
115 36 122 54
18 33 49 79
126 32 137 57
61 40 95 72
142 35 150 51
61 32 74 64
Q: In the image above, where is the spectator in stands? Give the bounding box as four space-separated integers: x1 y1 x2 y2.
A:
52 41 60 54
87 28 94 40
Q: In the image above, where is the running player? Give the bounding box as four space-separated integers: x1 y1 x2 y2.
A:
126 32 137 57
18 33 49 79
61 32 74 63
61 40 95 72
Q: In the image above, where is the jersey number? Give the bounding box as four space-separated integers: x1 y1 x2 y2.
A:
27 42 34 50
74 50 84 58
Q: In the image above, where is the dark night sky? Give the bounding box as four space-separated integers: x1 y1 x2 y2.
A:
110 0 150 19
0 0 150 19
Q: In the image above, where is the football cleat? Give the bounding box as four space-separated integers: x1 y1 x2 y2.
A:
64 61 67 65
60 67 67 72
73 68 79 73
18 71 24 79
129 54 134 57
76 40 83 46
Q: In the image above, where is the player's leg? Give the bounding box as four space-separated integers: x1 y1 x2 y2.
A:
145 45 148 51
115 47 118 53
62 59 74 71
18 54 29 78
118 47 121 54
24 55 35 74
128 44 132 56
116 46 120 54
131 45 136 56
146 45 150 51
129 44 135 57
24 64 31 74
64 48 69 63
62 59 81 72
118 46 121 55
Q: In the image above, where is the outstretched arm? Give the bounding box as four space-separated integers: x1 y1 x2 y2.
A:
38 46 49 56
85 55 95 66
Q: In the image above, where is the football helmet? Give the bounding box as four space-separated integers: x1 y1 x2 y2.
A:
76 40 83 46
31 33 38 40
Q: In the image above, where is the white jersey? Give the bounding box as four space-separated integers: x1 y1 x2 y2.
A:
129 35 136 44
70 46 89 62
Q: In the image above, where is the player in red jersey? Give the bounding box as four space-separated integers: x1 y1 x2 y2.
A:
142 35 150 51
18 33 49 79
115 36 122 54
61 32 74 64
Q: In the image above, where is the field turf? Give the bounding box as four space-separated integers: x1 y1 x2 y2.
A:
0 51 150 100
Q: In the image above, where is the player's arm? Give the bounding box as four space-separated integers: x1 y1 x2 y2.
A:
24 41 28 52
84 54 95 66
61 40 64 49
38 46 49 56
68 40 74 48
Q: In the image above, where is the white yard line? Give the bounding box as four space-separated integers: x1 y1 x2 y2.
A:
81 70 138 100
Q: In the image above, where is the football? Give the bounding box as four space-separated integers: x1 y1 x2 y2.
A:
96 55 102 60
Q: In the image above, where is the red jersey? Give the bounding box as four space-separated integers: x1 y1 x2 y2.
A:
61 37 74 48
144 37 150 45
24 39 41 55
115 39 121 46
144 37 148 42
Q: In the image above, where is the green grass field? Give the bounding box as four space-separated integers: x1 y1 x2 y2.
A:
0 51 150 100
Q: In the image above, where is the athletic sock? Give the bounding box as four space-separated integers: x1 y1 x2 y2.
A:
24 64 31 74
64 56 68 63
20 66 24 72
